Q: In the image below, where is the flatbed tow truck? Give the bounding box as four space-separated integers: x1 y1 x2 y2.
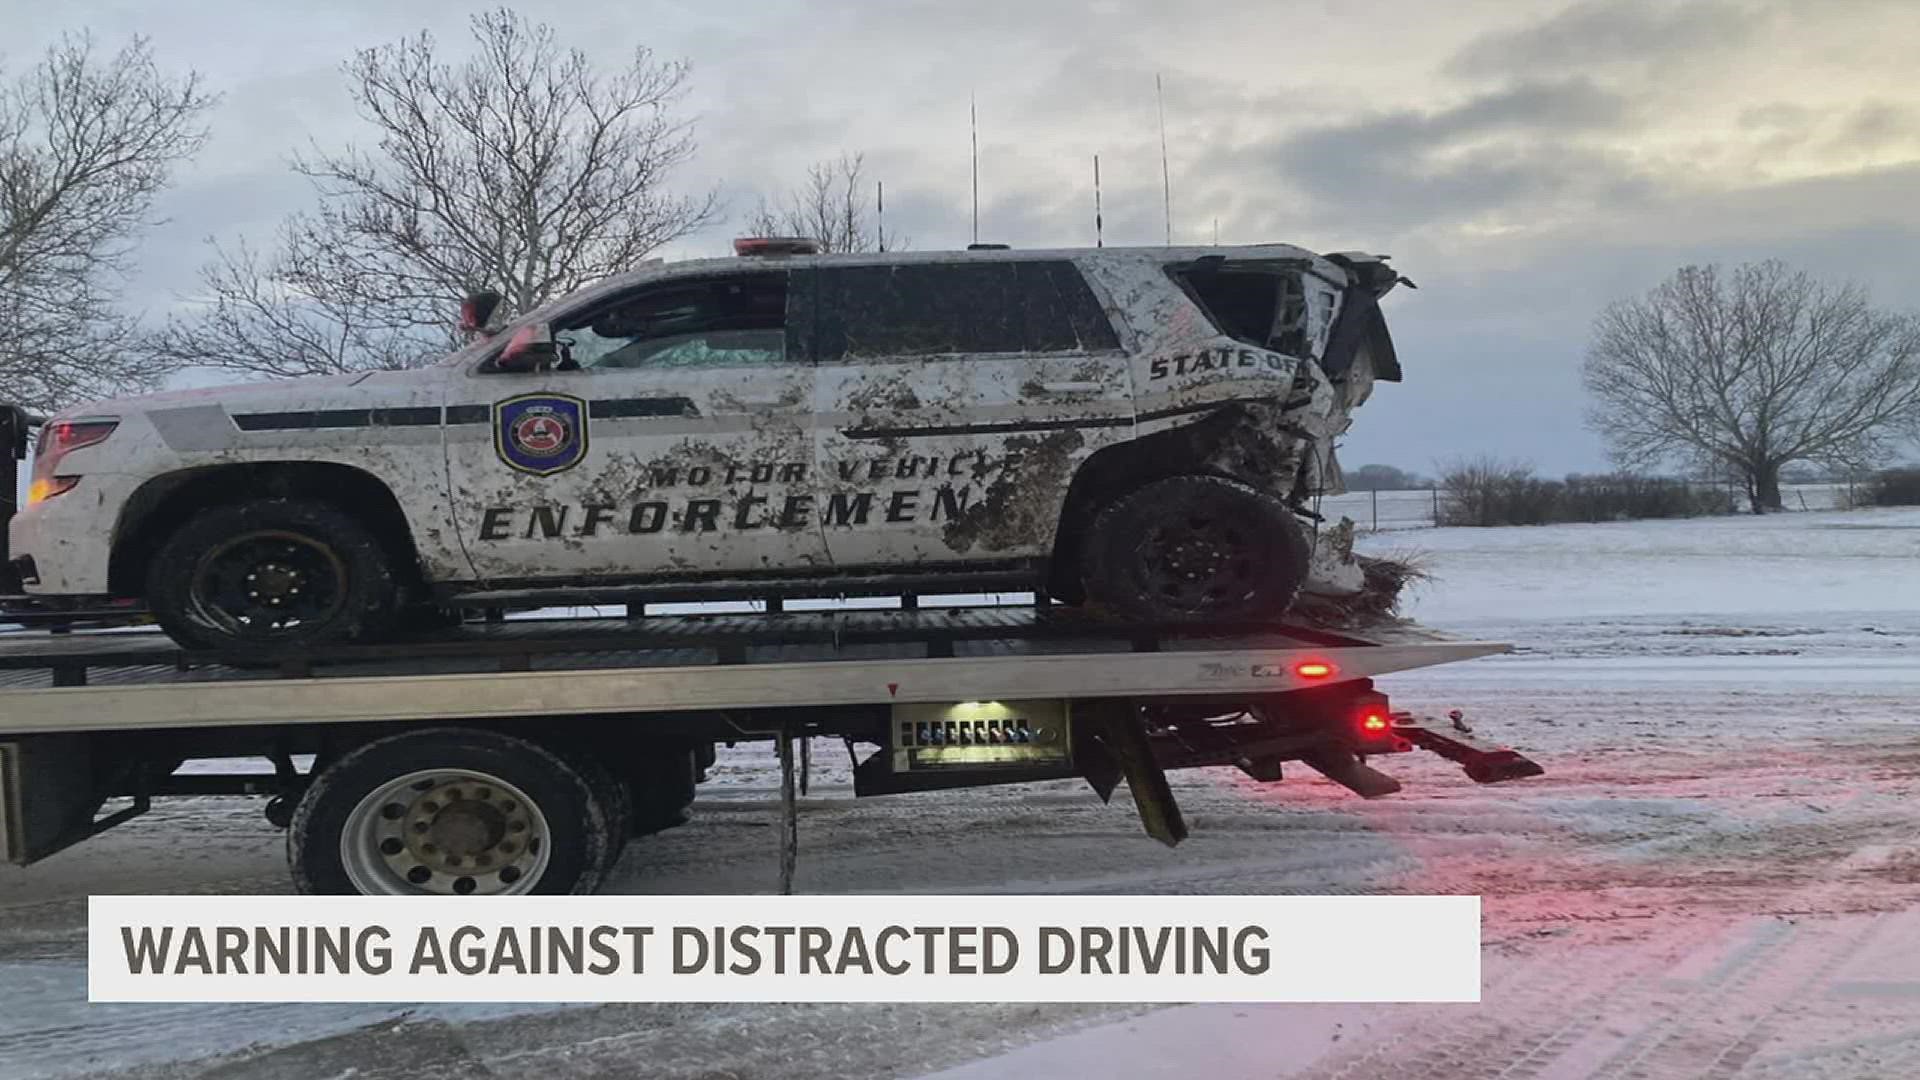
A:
0 609 1543 896
0 406 1542 896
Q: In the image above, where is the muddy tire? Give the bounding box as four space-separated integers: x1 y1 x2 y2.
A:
288 727 615 896
554 745 632 879
1081 475 1310 622
146 497 396 657
628 745 699 836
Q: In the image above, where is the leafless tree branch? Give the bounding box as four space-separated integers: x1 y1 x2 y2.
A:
153 7 716 378
0 33 213 410
1583 260 1920 511
744 152 903 253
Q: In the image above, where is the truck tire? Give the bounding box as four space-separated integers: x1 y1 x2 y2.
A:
554 744 632 879
288 728 616 896
1081 475 1310 622
628 745 699 836
147 497 396 657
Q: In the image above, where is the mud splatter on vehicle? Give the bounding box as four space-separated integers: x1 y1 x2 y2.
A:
8 242 1411 651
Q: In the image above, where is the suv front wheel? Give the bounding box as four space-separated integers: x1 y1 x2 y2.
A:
1081 475 1310 623
147 497 397 656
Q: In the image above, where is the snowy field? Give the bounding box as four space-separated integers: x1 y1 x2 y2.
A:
1317 481 1857 533
1 508 1917 1078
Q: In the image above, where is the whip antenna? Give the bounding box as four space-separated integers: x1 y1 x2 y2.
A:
1157 73 1172 245
1093 154 1104 247
970 94 980 245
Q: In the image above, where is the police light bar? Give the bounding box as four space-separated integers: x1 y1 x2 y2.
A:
734 236 821 256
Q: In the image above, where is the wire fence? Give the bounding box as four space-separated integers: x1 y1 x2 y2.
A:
1320 482 1860 533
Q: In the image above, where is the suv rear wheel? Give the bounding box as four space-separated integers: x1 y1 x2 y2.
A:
1081 475 1310 622
147 497 396 656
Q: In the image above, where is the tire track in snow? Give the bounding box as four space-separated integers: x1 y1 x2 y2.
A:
1281 832 1919 1079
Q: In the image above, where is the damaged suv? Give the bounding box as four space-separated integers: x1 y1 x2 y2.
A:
8 241 1409 653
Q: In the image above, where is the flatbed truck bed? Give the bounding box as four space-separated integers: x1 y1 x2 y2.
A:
0 604 1541 895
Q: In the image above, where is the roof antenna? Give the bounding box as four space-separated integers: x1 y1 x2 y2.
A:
1093 154 1104 248
970 93 980 246
877 180 886 253
1157 73 1172 246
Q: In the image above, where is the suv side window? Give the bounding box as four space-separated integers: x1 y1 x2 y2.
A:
811 261 1119 360
557 273 789 370
1018 261 1122 353
1173 261 1310 357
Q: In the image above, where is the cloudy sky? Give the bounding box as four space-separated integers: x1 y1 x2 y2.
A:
16 0 1920 473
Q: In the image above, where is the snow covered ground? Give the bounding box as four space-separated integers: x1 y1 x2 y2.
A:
1 508 1917 1078
1316 481 1855 533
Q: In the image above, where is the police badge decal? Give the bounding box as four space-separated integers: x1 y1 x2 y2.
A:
494 393 589 476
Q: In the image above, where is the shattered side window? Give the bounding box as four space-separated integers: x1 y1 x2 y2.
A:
815 261 1119 360
1174 264 1310 357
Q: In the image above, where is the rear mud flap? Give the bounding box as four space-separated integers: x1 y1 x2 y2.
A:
1078 701 1188 848
1299 748 1403 799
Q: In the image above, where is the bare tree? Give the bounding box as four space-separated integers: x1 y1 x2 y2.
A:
0 34 212 410
154 7 716 378
1584 260 1920 512
745 152 895 253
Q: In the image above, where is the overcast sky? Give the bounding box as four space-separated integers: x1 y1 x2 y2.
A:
17 0 1920 473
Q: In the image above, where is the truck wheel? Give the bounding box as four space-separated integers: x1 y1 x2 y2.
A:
556 745 632 879
628 745 698 836
1081 475 1310 622
146 498 396 656
288 728 616 896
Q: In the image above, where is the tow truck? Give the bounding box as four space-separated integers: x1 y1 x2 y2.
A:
1 404 1541 895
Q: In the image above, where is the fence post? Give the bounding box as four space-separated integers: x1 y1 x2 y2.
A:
1371 488 1379 532
1431 485 1439 526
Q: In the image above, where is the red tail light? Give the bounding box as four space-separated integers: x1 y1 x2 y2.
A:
1351 690 1401 749
28 418 118 505
1294 661 1334 680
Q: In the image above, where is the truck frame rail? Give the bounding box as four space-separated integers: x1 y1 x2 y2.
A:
1 568 1540 893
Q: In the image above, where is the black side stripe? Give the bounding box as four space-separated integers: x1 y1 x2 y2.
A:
1136 395 1303 424
374 406 443 426
589 397 699 419
235 396 1288 435
843 416 1132 440
842 396 1294 439
238 399 705 431
232 407 442 431
1138 400 1247 424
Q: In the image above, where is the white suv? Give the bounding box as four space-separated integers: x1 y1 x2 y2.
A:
8 241 1409 654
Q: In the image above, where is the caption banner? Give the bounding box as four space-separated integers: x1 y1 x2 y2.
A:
90 894 1479 1003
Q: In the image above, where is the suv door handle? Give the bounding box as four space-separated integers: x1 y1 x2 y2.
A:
1035 381 1106 394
